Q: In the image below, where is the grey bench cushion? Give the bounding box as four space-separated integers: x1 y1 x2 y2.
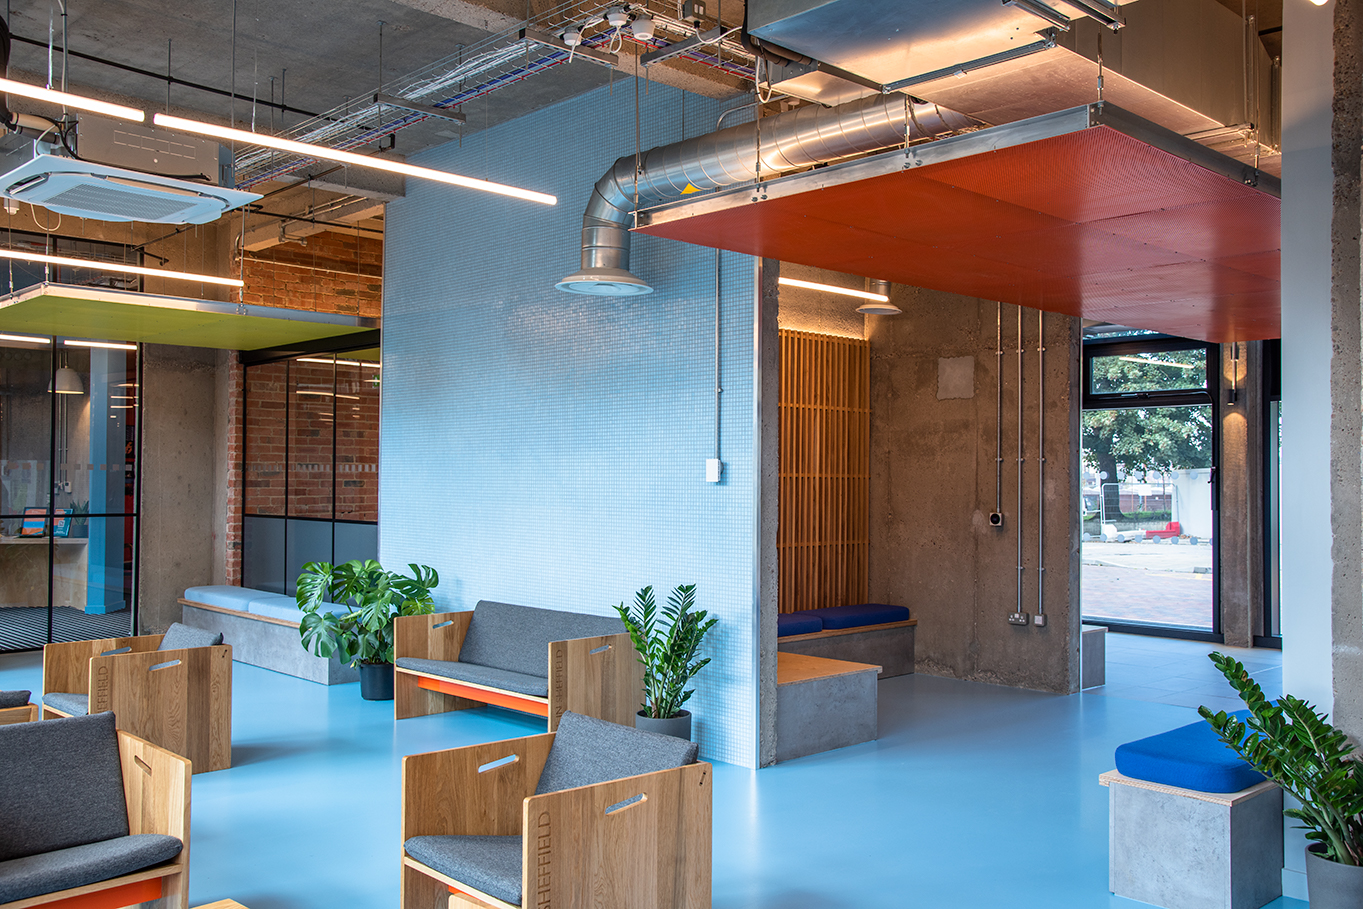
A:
536 711 699 795
404 835 522 906
395 658 549 697
0 713 127 861
159 622 223 651
0 690 30 708
42 692 90 717
0 834 181 903
458 601 624 679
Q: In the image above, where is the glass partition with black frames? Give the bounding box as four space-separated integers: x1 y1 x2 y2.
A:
242 352 380 594
0 334 140 652
1080 335 1220 641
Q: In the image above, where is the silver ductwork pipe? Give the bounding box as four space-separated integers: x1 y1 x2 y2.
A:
557 94 978 295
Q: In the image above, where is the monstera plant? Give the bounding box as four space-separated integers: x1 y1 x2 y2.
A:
296 559 438 700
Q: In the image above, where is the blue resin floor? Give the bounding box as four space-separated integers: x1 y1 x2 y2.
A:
0 636 1303 909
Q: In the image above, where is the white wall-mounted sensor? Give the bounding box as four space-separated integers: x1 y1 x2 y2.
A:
705 458 723 483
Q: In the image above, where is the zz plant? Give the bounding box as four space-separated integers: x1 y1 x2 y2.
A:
614 584 717 720
1200 652 1363 866
296 559 438 667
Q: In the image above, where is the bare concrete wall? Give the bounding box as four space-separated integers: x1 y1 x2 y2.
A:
866 286 1082 694
758 259 781 768
137 345 219 633
776 262 868 339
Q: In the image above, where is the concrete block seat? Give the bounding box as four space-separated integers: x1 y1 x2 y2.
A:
1102 711 1283 909
0 712 191 909
393 600 642 730
178 585 357 685
777 603 916 678
775 652 880 762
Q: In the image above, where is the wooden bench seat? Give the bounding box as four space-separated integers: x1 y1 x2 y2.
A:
777 618 916 678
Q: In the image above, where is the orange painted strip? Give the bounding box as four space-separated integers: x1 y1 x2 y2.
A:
43 876 163 909
417 676 549 717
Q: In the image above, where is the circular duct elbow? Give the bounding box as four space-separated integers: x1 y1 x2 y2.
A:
555 266 654 296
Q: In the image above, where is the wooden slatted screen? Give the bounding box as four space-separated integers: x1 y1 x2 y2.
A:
778 329 870 613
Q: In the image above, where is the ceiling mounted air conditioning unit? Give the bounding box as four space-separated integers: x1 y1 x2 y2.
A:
0 118 260 224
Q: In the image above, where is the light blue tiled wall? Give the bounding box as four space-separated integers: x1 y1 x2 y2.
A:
381 81 760 767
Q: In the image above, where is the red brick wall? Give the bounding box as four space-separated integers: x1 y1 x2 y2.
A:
243 361 288 517
240 232 382 318
336 363 380 522
225 355 244 584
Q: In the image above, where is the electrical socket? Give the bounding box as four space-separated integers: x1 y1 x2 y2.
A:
1008 612 1029 625
1032 614 1047 627
988 512 1005 528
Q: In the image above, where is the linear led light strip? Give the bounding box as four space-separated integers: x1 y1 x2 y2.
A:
0 76 555 205
778 276 888 302
153 113 557 206
297 357 381 368
66 339 137 350
0 332 49 343
0 248 244 288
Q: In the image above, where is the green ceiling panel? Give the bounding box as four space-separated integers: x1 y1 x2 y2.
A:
0 283 375 350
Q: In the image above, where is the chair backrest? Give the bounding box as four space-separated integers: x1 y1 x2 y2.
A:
0 712 129 861
158 622 224 651
0 689 31 708
535 711 699 795
458 601 624 677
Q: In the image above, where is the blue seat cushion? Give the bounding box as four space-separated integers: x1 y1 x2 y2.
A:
458 601 625 679
404 835 522 906
395 658 549 698
183 585 260 612
808 603 911 630
777 612 823 637
0 713 127 862
0 834 182 903
158 622 222 651
42 692 89 717
1115 710 1266 793
0 690 31 708
535 711 698 795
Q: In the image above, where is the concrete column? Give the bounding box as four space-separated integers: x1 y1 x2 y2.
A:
757 258 781 768
137 345 219 633
1217 340 1263 648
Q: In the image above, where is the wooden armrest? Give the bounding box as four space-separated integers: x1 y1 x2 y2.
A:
0 702 38 725
396 612 472 662
548 631 644 731
118 729 191 841
522 761 712 909
402 733 554 840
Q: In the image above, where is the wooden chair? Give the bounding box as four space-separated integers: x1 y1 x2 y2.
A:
0 690 39 725
394 603 643 731
400 711 711 909
0 713 190 909
41 624 232 773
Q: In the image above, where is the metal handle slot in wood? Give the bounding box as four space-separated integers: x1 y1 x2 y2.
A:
589 644 611 656
148 659 181 672
134 754 153 775
433 619 454 629
101 646 132 656
477 753 519 774
605 793 645 816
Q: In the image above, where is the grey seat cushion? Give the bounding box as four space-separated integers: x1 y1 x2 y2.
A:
395 658 549 697
536 711 699 795
0 834 182 903
42 692 89 717
404 835 522 906
458 601 625 678
159 622 223 651
0 713 127 861
0 690 30 708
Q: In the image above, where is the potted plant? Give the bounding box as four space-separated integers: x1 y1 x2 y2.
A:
68 500 88 538
296 559 438 700
614 583 716 740
1200 652 1363 908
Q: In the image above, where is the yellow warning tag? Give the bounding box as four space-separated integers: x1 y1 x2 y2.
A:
682 183 701 194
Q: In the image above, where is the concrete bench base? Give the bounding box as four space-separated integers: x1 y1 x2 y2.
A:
776 652 879 762
777 620 915 678
180 600 358 685
1101 770 1283 909
1082 624 1106 688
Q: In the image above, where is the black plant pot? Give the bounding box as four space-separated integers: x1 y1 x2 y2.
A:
1306 843 1363 909
358 661 394 701
635 709 692 740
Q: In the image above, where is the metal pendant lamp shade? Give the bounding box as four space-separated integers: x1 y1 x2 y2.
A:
857 278 901 315
49 366 84 394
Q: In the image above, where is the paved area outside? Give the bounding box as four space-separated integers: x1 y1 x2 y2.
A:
1081 540 1214 629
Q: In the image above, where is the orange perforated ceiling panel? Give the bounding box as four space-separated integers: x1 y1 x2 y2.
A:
635 123 1280 343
